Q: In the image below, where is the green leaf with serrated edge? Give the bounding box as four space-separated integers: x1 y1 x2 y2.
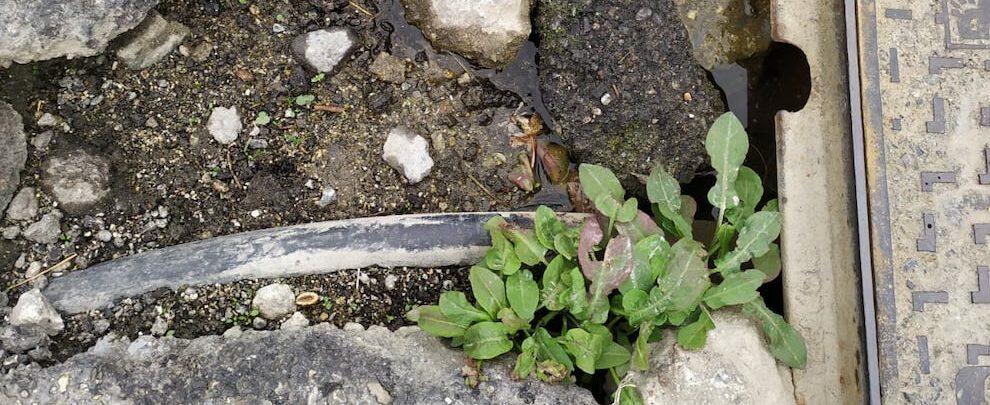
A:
660 242 711 312
743 298 807 368
646 166 682 212
617 386 646 405
715 211 781 274
469 266 507 317
498 307 529 333
677 310 715 350
535 206 566 250
587 235 635 324
506 270 539 321
753 243 782 282
553 228 579 260
666 309 690 326
463 322 513 360
616 210 662 243
541 256 572 310
703 270 764 309
568 267 588 319
706 112 749 214
582 323 613 342
413 305 467 337
726 166 763 224
763 198 779 212
564 328 604 374
632 321 654 371
500 223 548 266
626 234 671 291
597 341 631 369
439 291 490 325
617 198 639 222
626 287 668 327
535 328 573 370
514 337 537 379
579 163 624 203
485 232 520 275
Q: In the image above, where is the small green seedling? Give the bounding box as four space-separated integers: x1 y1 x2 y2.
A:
409 112 805 402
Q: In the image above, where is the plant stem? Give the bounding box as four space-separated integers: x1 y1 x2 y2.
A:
609 367 622 385
535 311 559 329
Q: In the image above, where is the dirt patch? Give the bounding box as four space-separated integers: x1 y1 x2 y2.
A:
0 0 535 295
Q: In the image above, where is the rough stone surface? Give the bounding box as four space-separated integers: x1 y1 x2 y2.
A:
401 0 531 68
116 11 190 70
382 127 434 184
369 52 408 84
674 0 771 69
43 151 111 215
5 187 37 221
0 102 27 214
536 0 725 185
0 325 49 354
22 212 61 244
0 0 157 66
9 289 64 336
290 29 357 73
280 312 309 331
207 106 242 145
0 324 595 404
625 311 795 404
251 283 296 320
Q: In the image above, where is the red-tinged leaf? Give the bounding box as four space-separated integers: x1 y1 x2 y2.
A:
600 235 635 291
616 210 661 243
578 217 604 279
537 142 571 184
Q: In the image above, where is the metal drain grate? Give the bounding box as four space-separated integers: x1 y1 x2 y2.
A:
853 0 990 403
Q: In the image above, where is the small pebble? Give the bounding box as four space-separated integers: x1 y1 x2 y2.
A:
252 317 267 329
318 187 337 207
384 274 398 290
601 93 613 106
635 7 654 20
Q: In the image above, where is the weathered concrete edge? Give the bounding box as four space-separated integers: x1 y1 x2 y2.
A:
772 0 867 404
43 212 586 314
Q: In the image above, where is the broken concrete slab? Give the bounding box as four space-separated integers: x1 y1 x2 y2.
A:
0 102 26 214
0 0 157 66
624 311 796 404
0 324 596 404
116 11 190 70
401 0 531 69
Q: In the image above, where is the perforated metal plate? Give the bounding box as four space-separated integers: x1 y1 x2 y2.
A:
855 0 990 403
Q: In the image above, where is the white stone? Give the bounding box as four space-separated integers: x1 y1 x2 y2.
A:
382 127 434 184
624 311 796 405
10 289 64 336
207 106 242 145
291 29 357 73
401 0 531 68
280 312 309 331
317 187 337 207
251 283 296 320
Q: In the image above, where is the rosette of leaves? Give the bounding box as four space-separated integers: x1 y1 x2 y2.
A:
408 113 806 403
